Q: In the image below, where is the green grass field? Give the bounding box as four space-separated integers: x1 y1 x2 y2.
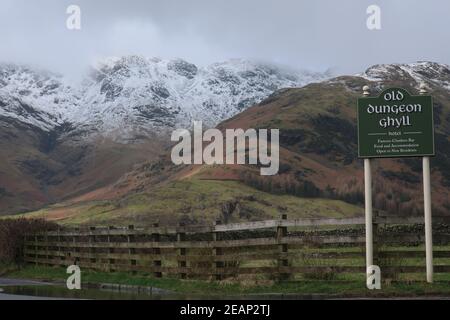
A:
3 264 450 298
11 179 363 226
4 244 450 298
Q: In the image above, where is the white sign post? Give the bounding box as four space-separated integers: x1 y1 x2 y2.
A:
363 86 374 270
420 84 433 283
360 84 434 285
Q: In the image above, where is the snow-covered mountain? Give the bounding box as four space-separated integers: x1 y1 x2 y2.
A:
0 56 329 142
0 64 80 131
1 59 450 216
2 59 450 145
357 61 450 90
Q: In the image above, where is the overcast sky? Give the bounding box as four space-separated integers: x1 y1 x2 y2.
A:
1 0 449 77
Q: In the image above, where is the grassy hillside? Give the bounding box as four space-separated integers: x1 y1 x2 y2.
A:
13 179 362 226
216 78 450 217
0 117 163 215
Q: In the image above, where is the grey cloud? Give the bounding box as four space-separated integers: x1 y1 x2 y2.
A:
1 0 449 77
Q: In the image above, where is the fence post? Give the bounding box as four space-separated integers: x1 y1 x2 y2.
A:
108 226 115 272
89 227 97 267
152 221 162 278
34 235 38 265
213 220 223 281
177 223 187 279
45 233 50 266
373 211 379 264
57 228 64 266
73 228 80 266
128 225 136 274
277 214 289 280
22 235 28 266
71 230 75 265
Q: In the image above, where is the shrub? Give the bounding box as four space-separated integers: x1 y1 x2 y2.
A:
0 218 58 265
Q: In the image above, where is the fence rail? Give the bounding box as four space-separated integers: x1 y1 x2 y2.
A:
23 215 450 280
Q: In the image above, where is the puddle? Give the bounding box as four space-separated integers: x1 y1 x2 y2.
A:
0 285 305 300
0 285 183 300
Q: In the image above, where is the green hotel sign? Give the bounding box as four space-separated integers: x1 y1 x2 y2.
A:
357 88 435 158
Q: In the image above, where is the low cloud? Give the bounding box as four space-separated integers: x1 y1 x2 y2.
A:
1 0 449 77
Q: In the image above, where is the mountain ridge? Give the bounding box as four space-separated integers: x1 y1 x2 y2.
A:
2 60 450 222
0 56 328 214
0 56 329 143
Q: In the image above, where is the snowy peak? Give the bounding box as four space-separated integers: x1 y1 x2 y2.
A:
359 61 450 90
2 59 450 143
0 64 79 130
0 56 327 141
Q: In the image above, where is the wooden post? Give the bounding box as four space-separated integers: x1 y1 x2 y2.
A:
277 214 289 280
22 235 27 266
108 226 115 272
420 83 434 283
128 225 136 274
89 227 97 266
372 210 379 265
34 235 38 265
73 228 79 266
71 231 75 265
57 228 64 266
177 223 187 279
152 222 162 278
44 233 49 266
213 220 223 281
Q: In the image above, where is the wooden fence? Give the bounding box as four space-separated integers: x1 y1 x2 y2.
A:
23 215 450 281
